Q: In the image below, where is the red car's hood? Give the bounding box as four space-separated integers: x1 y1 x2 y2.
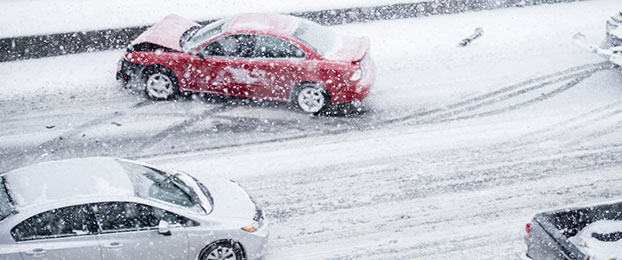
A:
131 14 200 52
328 35 370 62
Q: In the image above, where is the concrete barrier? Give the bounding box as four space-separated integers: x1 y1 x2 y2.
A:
0 0 584 62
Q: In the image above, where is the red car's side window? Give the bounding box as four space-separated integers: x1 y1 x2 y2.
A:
201 34 255 58
254 35 305 59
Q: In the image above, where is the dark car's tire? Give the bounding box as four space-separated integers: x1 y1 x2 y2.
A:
292 82 331 114
199 240 244 260
142 66 180 100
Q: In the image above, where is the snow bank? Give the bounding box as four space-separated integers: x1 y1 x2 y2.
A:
0 50 122 102
0 0 428 38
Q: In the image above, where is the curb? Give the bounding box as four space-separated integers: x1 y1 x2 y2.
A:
0 0 583 63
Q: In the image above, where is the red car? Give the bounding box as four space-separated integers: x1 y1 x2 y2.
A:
116 13 376 113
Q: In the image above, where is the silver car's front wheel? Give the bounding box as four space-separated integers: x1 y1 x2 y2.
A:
295 83 329 114
201 241 243 260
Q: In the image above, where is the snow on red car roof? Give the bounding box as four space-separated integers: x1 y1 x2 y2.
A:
227 13 299 36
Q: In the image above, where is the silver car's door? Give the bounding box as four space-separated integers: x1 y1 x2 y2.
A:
92 202 190 260
11 204 101 260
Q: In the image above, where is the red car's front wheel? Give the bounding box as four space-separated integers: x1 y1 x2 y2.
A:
143 67 179 100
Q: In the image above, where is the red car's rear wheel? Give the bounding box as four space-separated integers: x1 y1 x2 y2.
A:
293 83 330 114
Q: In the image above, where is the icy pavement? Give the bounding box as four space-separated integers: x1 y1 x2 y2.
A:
1 0 622 259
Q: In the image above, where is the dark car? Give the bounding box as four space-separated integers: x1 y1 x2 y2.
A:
523 200 622 260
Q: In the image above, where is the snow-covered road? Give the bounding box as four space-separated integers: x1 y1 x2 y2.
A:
1 0 622 258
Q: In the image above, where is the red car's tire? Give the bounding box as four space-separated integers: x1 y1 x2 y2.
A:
142 66 180 100
292 82 331 114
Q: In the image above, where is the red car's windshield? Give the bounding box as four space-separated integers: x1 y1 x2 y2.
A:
183 19 227 52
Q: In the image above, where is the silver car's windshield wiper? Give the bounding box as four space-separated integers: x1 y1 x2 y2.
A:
0 177 17 221
174 171 214 214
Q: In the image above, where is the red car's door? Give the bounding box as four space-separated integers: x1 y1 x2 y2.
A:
246 35 308 101
194 34 257 97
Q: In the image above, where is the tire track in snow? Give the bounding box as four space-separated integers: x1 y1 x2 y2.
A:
566 119 622 147
249 143 622 224
253 149 622 259
0 62 613 172
452 100 622 166
432 70 598 122
126 62 613 162
92 63 619 161
247 144 622 259
374 62 611 126
1 100 151 171
512 101 622 141
520 103 622 148
132 103 232 153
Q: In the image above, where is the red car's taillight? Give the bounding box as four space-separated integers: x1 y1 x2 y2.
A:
525 223 532 233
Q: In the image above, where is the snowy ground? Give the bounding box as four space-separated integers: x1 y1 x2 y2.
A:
2 0 622 259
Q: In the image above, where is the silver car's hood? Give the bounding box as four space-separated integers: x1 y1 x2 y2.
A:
196 175 256 221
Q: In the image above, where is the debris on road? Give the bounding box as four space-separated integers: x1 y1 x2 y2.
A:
458 27 483 47
573 32 622 67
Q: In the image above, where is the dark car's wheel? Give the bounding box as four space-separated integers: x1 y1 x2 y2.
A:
200 240 244 260
143 66 179 100
293 83 330 114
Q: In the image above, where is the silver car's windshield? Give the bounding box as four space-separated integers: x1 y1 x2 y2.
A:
292 20 339 57
0 177 16 221
182 19 227 52
119 161 205 214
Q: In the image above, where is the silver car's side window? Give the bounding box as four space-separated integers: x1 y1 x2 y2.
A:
92 202 196 233
93 202 159 233
11 205 96 241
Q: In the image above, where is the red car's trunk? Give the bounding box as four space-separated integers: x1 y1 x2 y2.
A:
331 35 371 63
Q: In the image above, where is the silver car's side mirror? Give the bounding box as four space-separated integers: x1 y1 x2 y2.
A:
158 219 172 236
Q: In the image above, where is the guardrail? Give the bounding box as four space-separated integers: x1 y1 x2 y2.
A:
0 0 583 62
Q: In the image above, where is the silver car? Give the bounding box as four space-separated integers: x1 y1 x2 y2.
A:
0 157 268 260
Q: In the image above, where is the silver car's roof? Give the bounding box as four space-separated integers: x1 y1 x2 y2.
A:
3 157 135 209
